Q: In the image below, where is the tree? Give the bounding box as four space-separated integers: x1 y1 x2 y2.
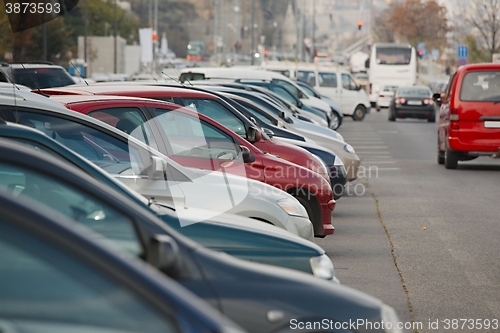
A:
463 34 490 63
462 0 500 61
373 0 449 50
372 6 395 43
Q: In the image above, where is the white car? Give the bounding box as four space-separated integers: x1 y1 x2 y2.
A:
0 89 315 241
375 85 398 111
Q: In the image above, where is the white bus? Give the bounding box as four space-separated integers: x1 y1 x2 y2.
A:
367 43 417 106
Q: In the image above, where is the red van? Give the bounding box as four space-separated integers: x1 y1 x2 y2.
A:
50 95 336 237
437 63 500 169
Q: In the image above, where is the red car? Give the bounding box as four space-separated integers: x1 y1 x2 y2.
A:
50 94 336 237
437 63 500 169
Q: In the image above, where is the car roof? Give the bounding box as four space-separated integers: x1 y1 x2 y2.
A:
459 63 500 72
40 84 218 99
48 94 180 107
180 67 288 81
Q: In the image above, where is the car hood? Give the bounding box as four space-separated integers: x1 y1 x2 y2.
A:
300 95 331 113
290 117 345 142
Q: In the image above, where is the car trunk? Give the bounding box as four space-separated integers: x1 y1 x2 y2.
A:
458 102 500 148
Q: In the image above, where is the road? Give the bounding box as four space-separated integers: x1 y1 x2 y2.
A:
317 108 500 333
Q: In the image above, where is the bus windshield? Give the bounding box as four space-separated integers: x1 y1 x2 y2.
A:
376 47 412 65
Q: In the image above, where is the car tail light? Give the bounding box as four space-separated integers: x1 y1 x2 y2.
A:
395 97 406 105
369 83 372 94
450 108 459 129
379 94 385 98
423 98 434 105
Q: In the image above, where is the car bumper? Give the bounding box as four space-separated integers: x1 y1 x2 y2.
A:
286 215 315 242
394 105 434 118
318 202 335 237
337 151 361 181
377 98 392 108
329 165 348 200
448 137 500 154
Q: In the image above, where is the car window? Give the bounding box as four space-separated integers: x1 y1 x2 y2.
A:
182 98 247 137
460 71 500 101
0 109 149 176
0 221 177 333
237 100 276 125
87 107 158 150
0 161 142 256
297 71 316 87
298 83 316 97
272 79 301 99
245 94 282 117
153 108 240 158
318 72 337 87
341 74 357 90
270 86 297 104
397 88 431 97
12 68 75 89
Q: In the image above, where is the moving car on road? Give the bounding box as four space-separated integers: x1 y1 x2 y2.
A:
388 86 435 122
437 63 500 169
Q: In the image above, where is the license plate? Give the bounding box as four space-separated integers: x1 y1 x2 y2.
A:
484 121 500 128
407 100 421 105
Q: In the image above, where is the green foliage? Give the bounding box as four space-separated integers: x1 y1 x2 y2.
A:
464 35 490 63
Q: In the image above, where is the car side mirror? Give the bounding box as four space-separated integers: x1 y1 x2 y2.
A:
355 85 362 91
278 110 286 119
262 127 274 138
297 101 304 108
249 117 257 125
432 93 441 101
240 146 255 163
247 126 262 143
149 234 180 273
148 156 166 180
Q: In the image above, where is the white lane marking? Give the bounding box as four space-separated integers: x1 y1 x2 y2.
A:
352 146 389 149
362 161 396 164
377 130 398 134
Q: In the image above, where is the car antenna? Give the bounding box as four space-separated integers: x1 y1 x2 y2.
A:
142 64 158 82
69 61 89 86
158 50 193 86
19 62 50 97
161 71 184 86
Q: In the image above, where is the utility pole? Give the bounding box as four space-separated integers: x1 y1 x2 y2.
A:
43 23 47 61
251 0 255 65
83 0 87 66
154 0 158 72
113 0 117 74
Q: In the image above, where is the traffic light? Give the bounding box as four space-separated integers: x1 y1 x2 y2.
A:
418 49 424 58
358 20 363 30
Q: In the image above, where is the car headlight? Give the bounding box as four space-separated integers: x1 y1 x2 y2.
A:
344 144 355 154
309 254 334 280
381 304 404 333
277 198 308 218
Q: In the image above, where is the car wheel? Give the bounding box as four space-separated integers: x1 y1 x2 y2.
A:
330 113 341 130
376 105 381 112
388 111 396 121
352 105 366 121
437 138 445 165
444 147 458 169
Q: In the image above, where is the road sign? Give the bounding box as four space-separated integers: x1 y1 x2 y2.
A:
417 42 425 51
458 45 468 58
459 58 467 66
431 49 440 61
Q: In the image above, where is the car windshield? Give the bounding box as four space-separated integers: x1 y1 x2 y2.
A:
376 47 412 65
12 68 75 89
460 71 500 101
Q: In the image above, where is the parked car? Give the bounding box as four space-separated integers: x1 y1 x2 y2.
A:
0 186 246 333
436 63 500 169
0 138 404 333
0 89 315 240
50 93 336 237
215 91 347 199
295 79 344 130
376 85 398 111
0 62 75 89
0 120 338 282
201 84 360 181
388 86 435 122
178 67 333 125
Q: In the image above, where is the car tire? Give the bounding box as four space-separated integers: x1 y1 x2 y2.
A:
388 111 396 122
376 105 381 112
352 105 366 121
437 138 445 165
330 113 341 130
444 147 458 169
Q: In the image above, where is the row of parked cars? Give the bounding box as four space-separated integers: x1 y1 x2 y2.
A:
0 63 405 332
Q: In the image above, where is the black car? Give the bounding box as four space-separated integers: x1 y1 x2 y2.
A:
388 86 436 122
0 190 244 333
0 130 402 332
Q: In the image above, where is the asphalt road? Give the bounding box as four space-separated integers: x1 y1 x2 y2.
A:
317 108 500 333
